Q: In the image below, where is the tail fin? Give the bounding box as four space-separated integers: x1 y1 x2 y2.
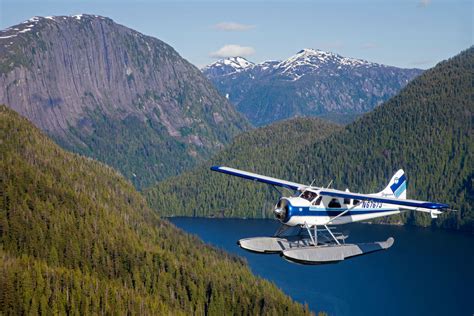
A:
378 169 407 199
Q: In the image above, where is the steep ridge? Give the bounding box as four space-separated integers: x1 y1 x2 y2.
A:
203 49 423 126
0 105 311 315
149 48 473 231
0 15 250 189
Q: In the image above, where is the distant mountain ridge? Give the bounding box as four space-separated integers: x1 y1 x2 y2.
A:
202 48 423 126
150 47 473 231
0 14 250 188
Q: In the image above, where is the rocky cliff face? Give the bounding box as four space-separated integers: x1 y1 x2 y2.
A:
203 49 423 126
0 14 249 188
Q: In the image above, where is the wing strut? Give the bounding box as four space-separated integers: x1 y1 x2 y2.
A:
323 225 340 245
327 203 359 225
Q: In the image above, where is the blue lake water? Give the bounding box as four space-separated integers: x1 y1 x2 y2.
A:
169 217 473 316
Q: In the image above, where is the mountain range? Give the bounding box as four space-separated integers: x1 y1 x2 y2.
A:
149 47 473 231
0 14 249 189
202 49 423 125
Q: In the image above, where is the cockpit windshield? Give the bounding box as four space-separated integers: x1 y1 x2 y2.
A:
300 190 317 202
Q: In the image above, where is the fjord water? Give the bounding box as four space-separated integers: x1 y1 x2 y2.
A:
169 218 473 315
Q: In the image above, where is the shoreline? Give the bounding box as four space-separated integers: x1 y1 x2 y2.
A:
164 215 473 234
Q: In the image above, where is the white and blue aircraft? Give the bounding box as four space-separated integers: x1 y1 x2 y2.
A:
211 166 450 264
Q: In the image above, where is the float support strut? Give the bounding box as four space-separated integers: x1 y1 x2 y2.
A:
324 225 340 245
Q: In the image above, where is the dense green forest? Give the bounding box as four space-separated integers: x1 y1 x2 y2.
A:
146 47 473 232
0 105 312 315
146 117 341 218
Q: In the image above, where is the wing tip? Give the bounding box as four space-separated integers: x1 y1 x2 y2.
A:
210 165 221 172
429 203 450 210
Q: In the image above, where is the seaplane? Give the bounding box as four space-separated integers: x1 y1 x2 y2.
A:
210 166 451 264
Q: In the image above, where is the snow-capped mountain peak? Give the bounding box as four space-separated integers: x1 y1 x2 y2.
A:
296 48 335 57
202 56 255 77
201 48 422 126
275 48 377 80
281 48 337 65
202 48 395 83
222 56 254 69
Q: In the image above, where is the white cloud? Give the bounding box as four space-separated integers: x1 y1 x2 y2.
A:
418 0 431 7
214 22 255 31
210 44 256 58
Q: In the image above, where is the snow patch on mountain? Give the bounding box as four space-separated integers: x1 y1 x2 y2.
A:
202 56 254 74
0 15 112 43
276 48 377 80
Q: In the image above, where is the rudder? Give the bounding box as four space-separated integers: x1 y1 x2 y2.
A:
379 169 407 199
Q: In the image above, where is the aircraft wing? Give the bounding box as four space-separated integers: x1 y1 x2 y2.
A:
318 188 449 210
210 166 306 191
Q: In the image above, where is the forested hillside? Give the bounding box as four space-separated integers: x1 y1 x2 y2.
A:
146 48 473 232
0 105 312 315
146 117 341 218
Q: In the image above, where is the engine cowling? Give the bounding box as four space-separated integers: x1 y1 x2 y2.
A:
274 198 289 222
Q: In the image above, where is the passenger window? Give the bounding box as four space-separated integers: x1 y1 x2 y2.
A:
343 198 350 205
328 198 341 208
353 200 360 206
312 196 322 206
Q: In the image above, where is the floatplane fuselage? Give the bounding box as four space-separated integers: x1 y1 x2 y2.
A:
211 166 451 264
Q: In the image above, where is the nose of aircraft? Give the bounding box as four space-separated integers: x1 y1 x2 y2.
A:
274 198 289 221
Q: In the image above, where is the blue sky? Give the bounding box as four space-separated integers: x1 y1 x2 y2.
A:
1 0 472 69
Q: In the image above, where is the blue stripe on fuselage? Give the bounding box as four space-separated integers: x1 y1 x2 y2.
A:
284 204 397 223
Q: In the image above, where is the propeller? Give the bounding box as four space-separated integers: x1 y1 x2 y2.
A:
274 198 289 221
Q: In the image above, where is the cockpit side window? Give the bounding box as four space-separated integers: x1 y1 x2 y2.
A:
328 198 341 208
300 190 317 201
343 198 351 205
